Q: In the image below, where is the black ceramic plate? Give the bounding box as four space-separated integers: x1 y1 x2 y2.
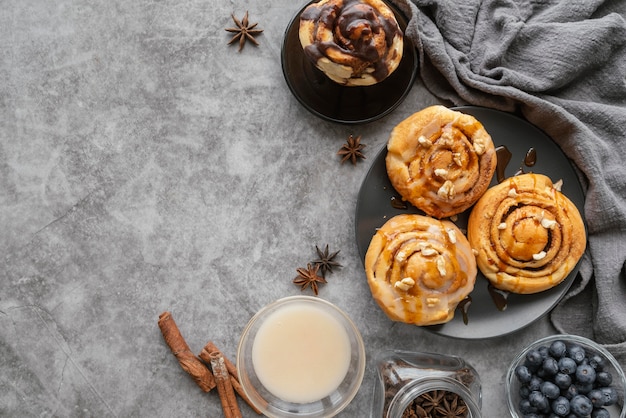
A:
281 1 418 124
355 106 586 339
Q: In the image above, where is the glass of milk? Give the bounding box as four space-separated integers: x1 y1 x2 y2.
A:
237 295 366 417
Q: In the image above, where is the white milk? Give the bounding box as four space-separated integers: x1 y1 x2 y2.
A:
251 302 351 404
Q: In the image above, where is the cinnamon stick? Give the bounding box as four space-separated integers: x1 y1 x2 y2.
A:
157 312 216 392
199 344 263 414
229 374 264 415
209 351 242 418
203 341 239 380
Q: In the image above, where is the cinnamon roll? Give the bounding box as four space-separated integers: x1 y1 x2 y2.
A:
364 214 477 326
386 106 497 219
298 0 403 86
467 173 586 294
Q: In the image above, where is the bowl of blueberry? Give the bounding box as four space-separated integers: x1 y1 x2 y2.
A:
506 334 625 418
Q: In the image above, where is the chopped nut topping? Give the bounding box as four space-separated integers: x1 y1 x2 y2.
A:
395 250 408 262
553 179 563 191
538 211 557 229
473 137 486 155
452 152 463 166
447 229 457 244
508 188 518 198
541 218 557 229
421 246 438 256
434 168 448 179
426 297 440 307
436 255 447 276
437 180 455 200
440 129 455 143
533 251 547 260
472 249 479 256
394 277 415 291
418 135 432 148
498 222 507 230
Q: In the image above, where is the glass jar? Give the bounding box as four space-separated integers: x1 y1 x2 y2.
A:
372 350 482 418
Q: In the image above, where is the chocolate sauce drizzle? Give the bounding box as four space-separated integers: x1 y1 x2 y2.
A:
458 296 472 325
524 147 537 167
301 0 402 82
487 284 510 311
390 196 407 210
496 145 537 181
495 145 512 183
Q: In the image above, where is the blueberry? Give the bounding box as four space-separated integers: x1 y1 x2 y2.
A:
569 395 593 416
541 381 561 399
527 348 546 368
595 371 612 387
516 364 534 383
529 375 544 391
588 353 606 371
575 381 594 395
563 384 579 400
591 408 610 418
575 364 596 384
550 340 568 359
554 372 572 389
520 385 531 399
551 396 570 416
559 357 578 375
587 389 604 407
599 387 618 406
519 398 538 414
529 390 550 411
567 345 586 364
542 357 559 376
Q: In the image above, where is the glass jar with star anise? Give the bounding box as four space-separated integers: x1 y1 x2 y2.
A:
372 350 482 418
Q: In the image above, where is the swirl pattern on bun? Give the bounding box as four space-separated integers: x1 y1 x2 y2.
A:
467 173 586 294
365 214 477 326
299 0 403 86
386 106 497 219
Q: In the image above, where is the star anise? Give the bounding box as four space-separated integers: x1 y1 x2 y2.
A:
337 134 366 165
402 399 428 418
420 390 446 413
225 11 263 51
312 244 341 277
434 393 468 418
293 263 327 296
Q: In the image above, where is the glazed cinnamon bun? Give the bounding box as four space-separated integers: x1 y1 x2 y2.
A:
386 106 497 219
364 214 477 326
467 173 586 294
298 0 403 86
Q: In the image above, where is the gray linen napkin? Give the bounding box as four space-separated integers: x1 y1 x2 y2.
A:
388 0 626 363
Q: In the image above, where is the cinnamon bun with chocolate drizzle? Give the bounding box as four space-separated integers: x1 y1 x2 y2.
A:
299 0 403 86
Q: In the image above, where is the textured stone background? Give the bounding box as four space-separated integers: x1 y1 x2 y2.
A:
1 0 557 416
